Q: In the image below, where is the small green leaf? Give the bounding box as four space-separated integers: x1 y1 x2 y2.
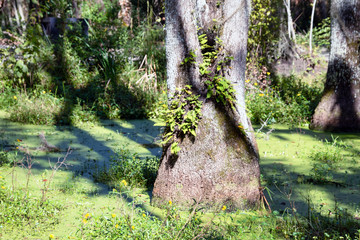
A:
170 142 181 155
189 129 196 136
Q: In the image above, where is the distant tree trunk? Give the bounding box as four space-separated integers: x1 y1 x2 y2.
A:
0 0 13 29
276 0 299 60
152 0 163 18
284 0 296 42
152 0 260 210
118 0 132 27
72 0 81 18
310 0 360 132
309 0 317 55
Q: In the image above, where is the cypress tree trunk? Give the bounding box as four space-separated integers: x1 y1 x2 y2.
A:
152 0 260 210
310 0 360 132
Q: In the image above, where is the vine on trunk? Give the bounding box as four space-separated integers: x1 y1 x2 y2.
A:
161 85 202 155
183 28 236 109
162 26 237 156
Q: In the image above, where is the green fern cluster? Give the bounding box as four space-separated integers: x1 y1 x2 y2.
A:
161 85 202 155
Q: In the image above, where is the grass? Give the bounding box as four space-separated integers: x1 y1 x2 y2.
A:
0 112 359 239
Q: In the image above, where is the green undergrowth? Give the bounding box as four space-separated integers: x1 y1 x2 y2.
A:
93 147 159 189
0 183 63 234
246 74 323 125
0 1 166 124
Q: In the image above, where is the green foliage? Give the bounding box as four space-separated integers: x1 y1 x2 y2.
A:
0 0 167 123
196 33 236 108
248 0 281 65
160 86 202 155
312 17 331 49
77 201 207 239
246 75 323 125
70 19 166 119
42 0 74 18
246 89 306 125
56 32 91 88
0 176 63 232
298 17 331 49
69 99 99 126
309 136 344 183
82 0 121 25
76 199 360 239
76 199 284 240
0 25 55 90
8 91 64 125
0 85 18 110
0 150 11 166
94 148 159 188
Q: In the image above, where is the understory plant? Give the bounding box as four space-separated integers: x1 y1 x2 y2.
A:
309 136 345 183
246 74 323 125
76 195 360 240
0 151 68 235
0 0 166 124
8 90 64 125
94 147 159 188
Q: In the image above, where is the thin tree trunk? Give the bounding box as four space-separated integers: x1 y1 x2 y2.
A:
72 0 81 18
5 0 13 28
284 0 296 42
309 0 317 55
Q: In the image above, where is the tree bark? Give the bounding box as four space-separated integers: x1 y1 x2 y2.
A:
284 0 296 42
152 0 260 210
118 0 132 27
310 0 360 132
72 0 81 18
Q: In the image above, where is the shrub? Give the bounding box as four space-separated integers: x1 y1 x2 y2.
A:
0 85 18 110
94 148 159 188
69 98 99 126
309 136 344 183
0 148 15 167
248 0 281 65
246 74 323 125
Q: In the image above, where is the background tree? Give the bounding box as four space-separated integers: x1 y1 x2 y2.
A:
310 0 360 132
152 0 260 209
0 0 28 32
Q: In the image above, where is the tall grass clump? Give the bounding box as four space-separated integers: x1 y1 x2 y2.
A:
8 91 64 125
309 136 345 183
94 147 159 188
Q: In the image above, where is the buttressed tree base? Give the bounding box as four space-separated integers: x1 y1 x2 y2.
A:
310 0 360 132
